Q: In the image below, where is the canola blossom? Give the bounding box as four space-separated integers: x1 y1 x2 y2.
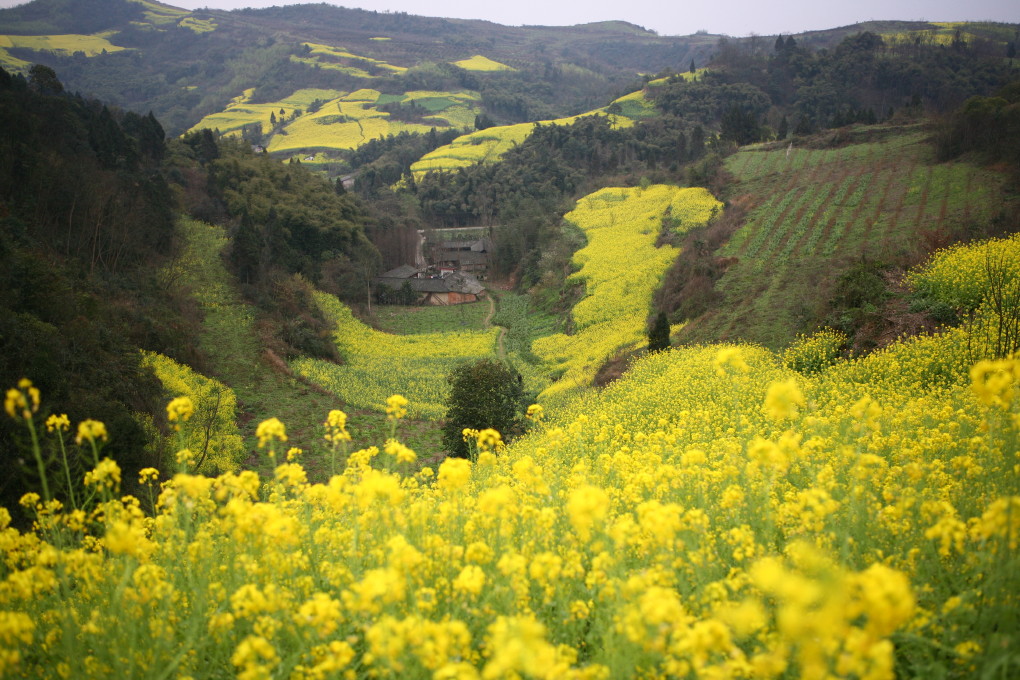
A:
290 42 407 76
188 87 345 138
292 292 498 418
533 185 722 403
907 231 1020 311
190 84 480 156
2 336 1016 678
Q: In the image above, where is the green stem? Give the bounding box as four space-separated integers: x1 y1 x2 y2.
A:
26 417 51 502
57 434 77 509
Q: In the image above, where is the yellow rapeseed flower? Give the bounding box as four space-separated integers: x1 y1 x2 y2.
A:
714 347 750 376
970 358 1017 407
386 394 409 420
384 439 417 464
437 457 472 492
323 409 351 442
166 396 195 430
475 428 502 453
138 467 160 485
255 417 287 448
762 378 806 421
4 389 25 420
83 458 121 491
44 413 70 432
453 564 486 597
75 419 108 445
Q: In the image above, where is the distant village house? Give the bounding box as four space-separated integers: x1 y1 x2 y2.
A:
374 267 485 306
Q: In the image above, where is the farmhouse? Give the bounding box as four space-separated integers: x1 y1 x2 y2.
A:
430 237 491 274
374 270 485 305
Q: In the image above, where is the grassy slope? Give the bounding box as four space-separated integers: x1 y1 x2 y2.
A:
678 124 1006 350
172 218 443 478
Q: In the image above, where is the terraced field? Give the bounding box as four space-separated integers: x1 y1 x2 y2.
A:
0 1 204 72
0 32 128 72
682 125 1004 348
188 88 345 138
532 184 722 403
452 54 514 71
293 293 499 420
409 90 645 179
189 85 481 157
290 41 407 77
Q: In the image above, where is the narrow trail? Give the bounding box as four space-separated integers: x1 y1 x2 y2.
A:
483 290 507 359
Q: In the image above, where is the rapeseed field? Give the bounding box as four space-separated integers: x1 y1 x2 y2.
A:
1 236 1017 679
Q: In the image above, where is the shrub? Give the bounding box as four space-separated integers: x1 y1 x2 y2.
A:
442 359 525 458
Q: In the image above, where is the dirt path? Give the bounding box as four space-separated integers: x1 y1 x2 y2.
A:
484 290 507 359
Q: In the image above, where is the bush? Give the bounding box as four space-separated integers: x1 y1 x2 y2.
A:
442 359 525 458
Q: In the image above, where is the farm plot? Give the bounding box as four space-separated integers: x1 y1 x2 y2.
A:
452 54 515 71
290 42 407 77
683 126 1004 349
0 32 128 60
292 292 499 419
189 86 480 155
187 88 344 137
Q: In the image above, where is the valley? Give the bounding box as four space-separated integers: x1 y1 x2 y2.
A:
1 1 1019 678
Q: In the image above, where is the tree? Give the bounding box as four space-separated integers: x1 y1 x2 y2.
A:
474 113 495 130
777 114 789 140
648 311 671 352
721 105 760 145
442 359 525 459
28 64 62 95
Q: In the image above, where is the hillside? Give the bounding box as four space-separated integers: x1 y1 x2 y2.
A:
0 0 719 138
4 232 1019 679
672 124 1009 350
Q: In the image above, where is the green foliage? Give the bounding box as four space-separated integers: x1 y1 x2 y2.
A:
825 259 893 343
175 133 379 294
442 359 525 458
373 301 489 334
935 79 1020 177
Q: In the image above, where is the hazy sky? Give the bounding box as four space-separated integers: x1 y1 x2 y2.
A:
0 0 1017 37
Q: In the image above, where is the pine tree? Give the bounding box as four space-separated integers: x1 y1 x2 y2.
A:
648 311 671 352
